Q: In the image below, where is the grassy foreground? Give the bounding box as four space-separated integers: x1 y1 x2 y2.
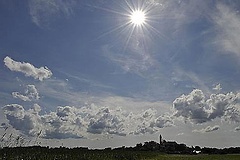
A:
152 154 240 160
1 148 240 160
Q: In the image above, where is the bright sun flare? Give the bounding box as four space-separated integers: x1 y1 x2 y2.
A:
130 10 146 26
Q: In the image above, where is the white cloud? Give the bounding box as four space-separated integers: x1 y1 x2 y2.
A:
214 3 240 58
173 89 240 124
12 85 40 101
4 56 52 81
208 92 240 122
173 89 209 123
2 103 173 139
154 114 173 128
28 0 76 27
2 104 44 137
213 84 222 92
204 125 219 133
87 107 127 136
193 125 220 133
12 92 30 102
235 126 240 132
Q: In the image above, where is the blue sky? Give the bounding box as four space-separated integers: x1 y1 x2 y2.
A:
1 0 240 148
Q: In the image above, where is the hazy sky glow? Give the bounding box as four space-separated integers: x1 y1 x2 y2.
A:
1 0 240 148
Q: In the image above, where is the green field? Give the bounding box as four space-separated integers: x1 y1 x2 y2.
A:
1 148 240 160
151 154 240 160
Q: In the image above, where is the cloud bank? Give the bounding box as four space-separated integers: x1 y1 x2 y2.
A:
4 56 52 81
4 86 240 139
2 104 173 139
173 89 240 124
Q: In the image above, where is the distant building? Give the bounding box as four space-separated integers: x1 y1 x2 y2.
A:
159 134 191 154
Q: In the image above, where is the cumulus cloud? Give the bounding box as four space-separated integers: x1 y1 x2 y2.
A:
2 104 173 139
213 84 222 92
173 89 240 123
131 113 173 135
173 89 209 123
28 0 76 27
193 125 220 133
4 56 52 81
12 85 40 101
86 107 127 136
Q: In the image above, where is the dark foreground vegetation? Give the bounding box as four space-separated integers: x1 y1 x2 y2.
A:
1 146 240 160
1 140 240 160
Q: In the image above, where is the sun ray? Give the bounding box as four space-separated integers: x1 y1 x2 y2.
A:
145 23 171 41
90 0 174 55
85 3 128 16
94 22 131 41
124 0 135 13
123 24 136 52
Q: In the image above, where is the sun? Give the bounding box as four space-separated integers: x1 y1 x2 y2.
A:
130 10 146 26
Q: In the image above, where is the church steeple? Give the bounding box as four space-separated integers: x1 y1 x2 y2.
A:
160 134 162 145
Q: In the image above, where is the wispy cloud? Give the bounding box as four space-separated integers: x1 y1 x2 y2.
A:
4 56 52 81
193 125 220 133
102 44 156 75
213 2 240 59
28 0 77 27
101 0 214 93
36 78 91 107
172 67 211 94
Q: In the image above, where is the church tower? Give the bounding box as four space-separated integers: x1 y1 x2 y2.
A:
160 134 162 145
